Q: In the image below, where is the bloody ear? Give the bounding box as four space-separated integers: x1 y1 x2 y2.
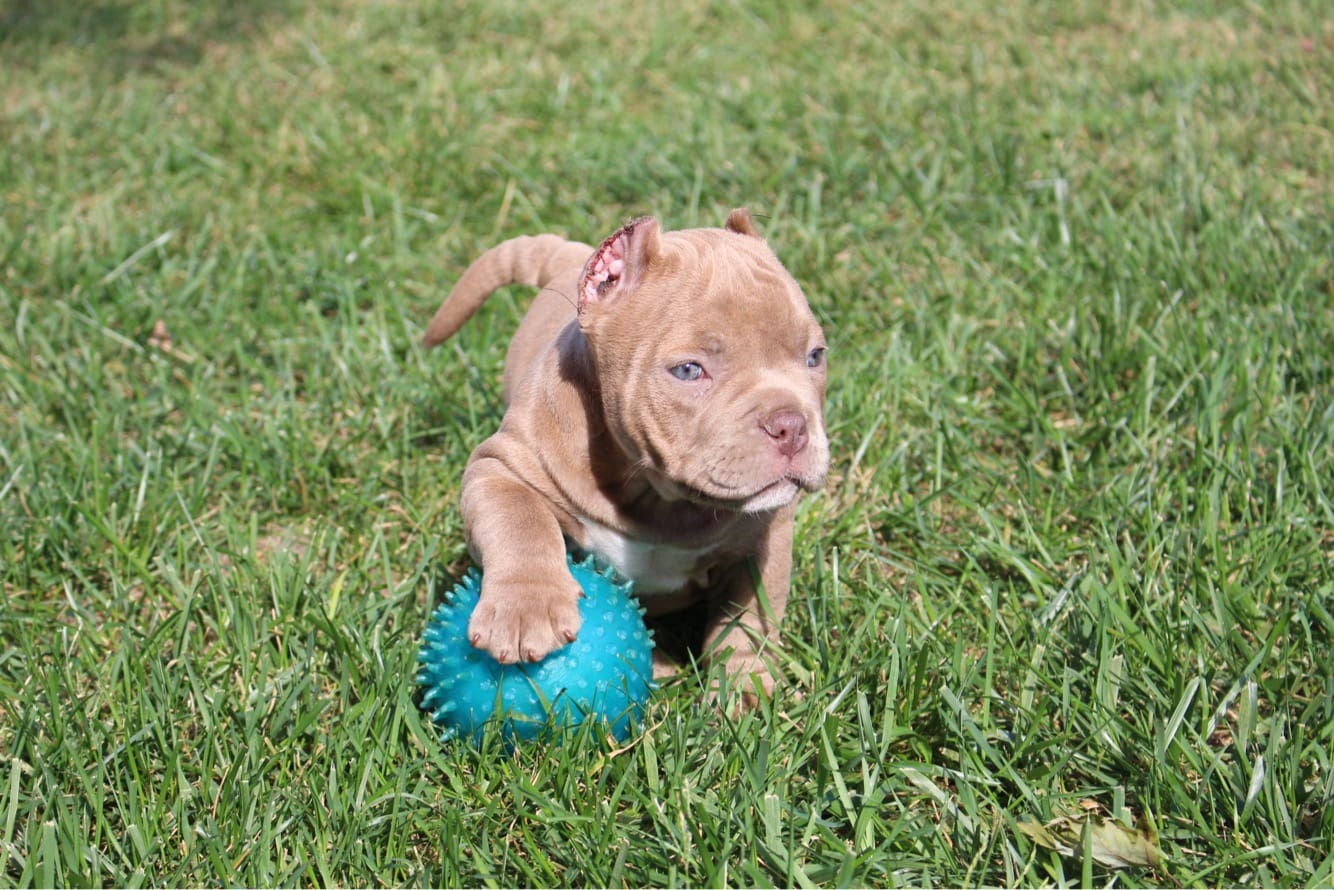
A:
725 207 762 238
578 216 661 311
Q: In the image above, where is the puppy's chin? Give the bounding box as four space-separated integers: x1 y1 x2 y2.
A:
646 470 802 515
737 479 801 514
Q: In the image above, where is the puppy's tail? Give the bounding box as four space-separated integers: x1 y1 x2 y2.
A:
421 235 592 348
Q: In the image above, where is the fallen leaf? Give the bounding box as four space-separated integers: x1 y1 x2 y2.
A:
1085 811 1162 869
1016 817 1075 856
1017 808 1163 870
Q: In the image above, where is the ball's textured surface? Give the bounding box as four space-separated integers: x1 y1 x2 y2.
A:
417 553 654 743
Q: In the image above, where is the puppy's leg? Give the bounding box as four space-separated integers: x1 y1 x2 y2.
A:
703 512 795 704
460 457 582 664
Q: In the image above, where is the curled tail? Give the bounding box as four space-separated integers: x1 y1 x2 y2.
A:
422 235 593 348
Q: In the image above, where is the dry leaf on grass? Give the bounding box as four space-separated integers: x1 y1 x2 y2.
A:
1017 808 1163 870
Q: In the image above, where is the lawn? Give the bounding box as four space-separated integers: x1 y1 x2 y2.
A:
2 0 1331 886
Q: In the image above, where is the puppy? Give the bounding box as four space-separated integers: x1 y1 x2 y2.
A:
423 209 828 697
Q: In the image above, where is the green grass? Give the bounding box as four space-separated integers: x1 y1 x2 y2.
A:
2 0 1331 885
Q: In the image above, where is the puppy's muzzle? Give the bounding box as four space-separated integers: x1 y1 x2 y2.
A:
761 409 810 458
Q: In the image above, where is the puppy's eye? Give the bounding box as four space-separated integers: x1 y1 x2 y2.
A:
806 347 827 369
669 361 705 382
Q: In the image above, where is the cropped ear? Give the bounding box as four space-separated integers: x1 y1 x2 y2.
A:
578 216 662 313
724 207 762 238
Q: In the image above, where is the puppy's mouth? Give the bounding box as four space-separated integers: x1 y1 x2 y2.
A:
651 469 816 514
632 421 830 514
735 477 803 513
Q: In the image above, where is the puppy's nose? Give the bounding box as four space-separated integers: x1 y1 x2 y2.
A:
761 409 809 458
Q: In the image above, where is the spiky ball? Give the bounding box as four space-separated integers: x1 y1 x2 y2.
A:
417 553 654 743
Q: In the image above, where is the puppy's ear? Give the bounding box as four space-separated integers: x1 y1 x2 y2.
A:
725 207 761 238
578 216 661 312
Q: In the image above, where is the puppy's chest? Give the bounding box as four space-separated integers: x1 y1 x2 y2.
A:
577 518 723 595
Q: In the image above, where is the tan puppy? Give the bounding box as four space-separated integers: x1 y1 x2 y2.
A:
422 209 828 696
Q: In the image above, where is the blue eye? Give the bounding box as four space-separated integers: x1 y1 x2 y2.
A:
807 347 827 368
669 362 704 381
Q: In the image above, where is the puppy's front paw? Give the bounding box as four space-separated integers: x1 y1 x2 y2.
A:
468 575 582 664
714 652 778 712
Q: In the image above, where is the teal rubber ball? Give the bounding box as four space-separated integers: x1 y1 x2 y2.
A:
417 553 655 743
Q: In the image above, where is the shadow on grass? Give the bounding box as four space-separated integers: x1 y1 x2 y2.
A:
1 0 297 72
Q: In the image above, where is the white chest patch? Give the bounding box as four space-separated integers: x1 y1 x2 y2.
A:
578 519 716 595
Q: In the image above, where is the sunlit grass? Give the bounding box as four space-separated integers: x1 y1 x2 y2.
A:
2 0 1330 885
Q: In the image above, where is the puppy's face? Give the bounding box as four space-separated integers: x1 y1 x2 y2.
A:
577 213 829 513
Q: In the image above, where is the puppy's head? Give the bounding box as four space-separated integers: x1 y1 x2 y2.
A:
577 209 829 514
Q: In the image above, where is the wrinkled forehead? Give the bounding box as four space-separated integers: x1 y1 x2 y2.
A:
657 232 817 331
